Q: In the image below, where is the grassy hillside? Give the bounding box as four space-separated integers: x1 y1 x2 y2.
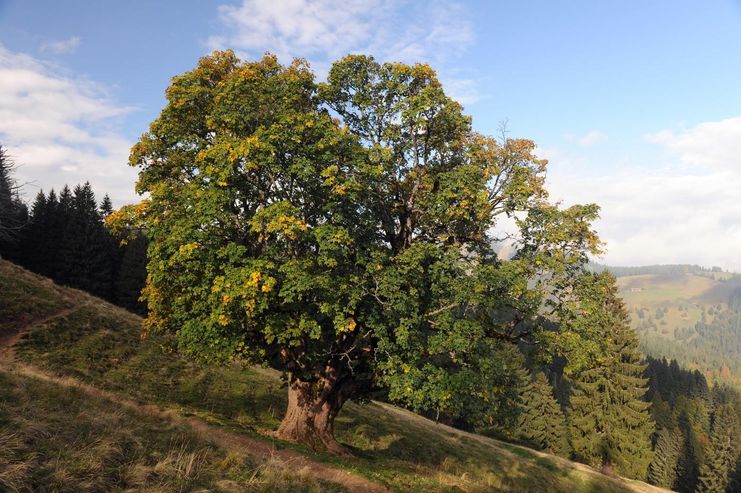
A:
0 259 669 493
614 270 741 383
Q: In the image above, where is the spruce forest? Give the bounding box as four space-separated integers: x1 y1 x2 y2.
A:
1 22 741 493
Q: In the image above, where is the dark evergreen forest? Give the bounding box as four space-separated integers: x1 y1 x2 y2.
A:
0 148 146 315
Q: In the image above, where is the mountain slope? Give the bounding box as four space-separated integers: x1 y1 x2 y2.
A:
613 269 741 383
0 259 671 493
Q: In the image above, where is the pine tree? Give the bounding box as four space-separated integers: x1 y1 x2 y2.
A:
114 232 148 314
516 371 570 456
58 183 115 298
727 455 741 493
19 190 50 273
99 194 113 218
54 186 74 281
647 427 682 488
696 405 738 493
676 412 702 493
567 272 654 479
0 145 27 258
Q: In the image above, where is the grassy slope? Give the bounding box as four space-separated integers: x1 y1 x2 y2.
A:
616 272 741 307
0 261 344 493
616 271 741 382
0 370 344 493
0 260 668 493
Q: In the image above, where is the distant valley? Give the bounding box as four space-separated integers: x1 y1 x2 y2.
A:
596 264 741 384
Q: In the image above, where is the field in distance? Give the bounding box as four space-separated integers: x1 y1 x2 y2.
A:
608 264 741 384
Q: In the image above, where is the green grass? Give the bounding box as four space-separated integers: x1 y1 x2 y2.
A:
617 272 741 308
0 261 72 335
3 260 660 493
0 369 346 493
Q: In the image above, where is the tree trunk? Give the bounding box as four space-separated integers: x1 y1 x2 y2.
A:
275 373 350 455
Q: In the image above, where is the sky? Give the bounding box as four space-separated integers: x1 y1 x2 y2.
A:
1 0 741 270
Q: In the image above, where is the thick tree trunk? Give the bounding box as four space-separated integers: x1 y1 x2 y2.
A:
275 373 350 455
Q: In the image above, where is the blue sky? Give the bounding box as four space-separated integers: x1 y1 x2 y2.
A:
2 0 741 269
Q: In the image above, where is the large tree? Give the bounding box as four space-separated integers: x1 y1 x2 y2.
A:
128 51 601 453
566 272 654 479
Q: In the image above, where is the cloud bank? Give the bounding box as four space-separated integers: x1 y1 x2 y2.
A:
208 0 479 103
547 118 741 271
0 45 138 206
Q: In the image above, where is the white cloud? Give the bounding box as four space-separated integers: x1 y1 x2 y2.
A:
208 0 479 102
645 117 741 172
39 36 81 55
209 0 389 62
0 45 138 207
441 77 481 106
545 117 741 271
577 130 607 147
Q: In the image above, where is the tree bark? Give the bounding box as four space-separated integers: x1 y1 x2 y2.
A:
275 370 350 455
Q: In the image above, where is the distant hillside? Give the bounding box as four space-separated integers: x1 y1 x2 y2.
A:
595 264 741 384
588 262 729 279
0 259 669 493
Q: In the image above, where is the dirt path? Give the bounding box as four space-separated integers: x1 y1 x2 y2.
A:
0 311 389 493
0 305 79 361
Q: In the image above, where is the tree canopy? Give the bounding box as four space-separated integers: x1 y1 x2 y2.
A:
128 51 602 452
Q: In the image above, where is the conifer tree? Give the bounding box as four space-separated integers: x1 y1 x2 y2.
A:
566 272 654 479
676 412 702 493
647 427 682 488
0 145 28 258
114 232 148 314
696 405 739 493
727 456 741 493
42 189 64 277
20 190 49 272
516 371 570 456
58 185 73 212
58 183 115 298
99 194 113 218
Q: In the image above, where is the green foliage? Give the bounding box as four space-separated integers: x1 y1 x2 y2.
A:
643 356 741 492
647 427 682 488
129 49 602 445
13 184 147 314
676 412 704 493
614 269 741 383
565 272 654 479
515 370 570 456
58 182 116 299
113 232 148 315
696 404 740 493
